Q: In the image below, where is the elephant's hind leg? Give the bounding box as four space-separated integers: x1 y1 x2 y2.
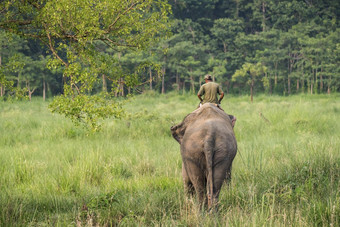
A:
211 159 232 209
183 159 206 206
182 163 194 196
225 162 233 185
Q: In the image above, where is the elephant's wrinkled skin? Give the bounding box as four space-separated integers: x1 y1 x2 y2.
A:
171 103 237 209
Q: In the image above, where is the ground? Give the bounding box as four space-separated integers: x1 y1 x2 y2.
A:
0 92 339 226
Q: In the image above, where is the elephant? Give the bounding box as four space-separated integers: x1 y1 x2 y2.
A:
171 103 237 210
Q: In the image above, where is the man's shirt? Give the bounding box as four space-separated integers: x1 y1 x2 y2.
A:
197 82 223 104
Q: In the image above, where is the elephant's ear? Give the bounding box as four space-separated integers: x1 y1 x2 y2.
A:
171 111 197 144
171 123 185 144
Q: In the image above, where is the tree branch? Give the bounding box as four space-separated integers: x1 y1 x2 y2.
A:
0 20 32 27
27 0 43 10
106 0 139 33
46 28 69 67
72 83 80 94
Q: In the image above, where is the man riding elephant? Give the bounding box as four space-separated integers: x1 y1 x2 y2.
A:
197 74 236 127
197 74 224 106
171 103 237 210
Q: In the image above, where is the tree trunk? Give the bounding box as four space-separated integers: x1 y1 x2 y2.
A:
190 68 195 94
250 77 254 103
47 82 50 97
161 55 166 94
43 79 46 101
320 67 323 93
116 53 122 96
307 77 310 94
283 78 286 95
288 59 291 95
301 66 305 93
161 67 165 94
120 78 124 96
27 81 31 101
274 61 278 86
114 86 118 97
310 78 313 95
191 76 195 94
268 73 272 94
17 72 20 89
27 82 36 101
0 55 2 97
149 66 153 90
115 79 120 97
102 74 107 92
176 72 180 91
296 79 299 93
314 68 318 93
182 81 185 95
61 73 65 95
327 75 331 94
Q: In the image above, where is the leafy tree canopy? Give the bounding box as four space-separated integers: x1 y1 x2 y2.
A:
0 0 171 130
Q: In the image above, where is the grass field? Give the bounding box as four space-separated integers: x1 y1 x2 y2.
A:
0 92 339 226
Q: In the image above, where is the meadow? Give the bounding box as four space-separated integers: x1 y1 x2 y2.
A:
0 92 339 226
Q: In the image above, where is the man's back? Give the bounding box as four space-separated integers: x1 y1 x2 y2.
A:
197 82 222 104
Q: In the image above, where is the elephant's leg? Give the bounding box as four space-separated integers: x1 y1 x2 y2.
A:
182 163 194 196
211 159 232 209
225 163 233 185
183 160 206 206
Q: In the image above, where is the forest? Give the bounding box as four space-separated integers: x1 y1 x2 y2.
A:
1 0 339 101
0 1 339 225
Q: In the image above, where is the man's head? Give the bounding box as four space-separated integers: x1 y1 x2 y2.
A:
204 74 212 82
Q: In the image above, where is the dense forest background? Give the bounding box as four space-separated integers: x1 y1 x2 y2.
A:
1 0 339 100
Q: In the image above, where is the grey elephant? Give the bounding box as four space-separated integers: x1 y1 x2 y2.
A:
171 103 237 209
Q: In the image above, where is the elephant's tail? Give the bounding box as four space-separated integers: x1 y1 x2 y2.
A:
204 142 214 209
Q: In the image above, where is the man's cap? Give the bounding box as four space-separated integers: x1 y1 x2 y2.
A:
204 74 212 80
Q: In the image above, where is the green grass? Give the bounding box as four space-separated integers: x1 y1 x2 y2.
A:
0 92 339 226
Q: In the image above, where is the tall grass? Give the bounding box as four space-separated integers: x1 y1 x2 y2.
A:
0 92 339 226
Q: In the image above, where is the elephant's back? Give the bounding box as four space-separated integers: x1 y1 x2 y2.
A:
181 118 236 155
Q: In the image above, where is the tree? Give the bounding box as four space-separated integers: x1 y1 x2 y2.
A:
0 0 171 130
211 18 243 55
232 62 267 103
0 31 29 98
256 29 286 94
1 0 339 101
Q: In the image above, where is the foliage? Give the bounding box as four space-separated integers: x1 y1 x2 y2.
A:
0 0 339 129
232 62 267 102
0 0 171 129
49 93 124 131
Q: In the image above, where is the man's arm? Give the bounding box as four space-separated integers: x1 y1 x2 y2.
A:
198 94 203 103
218 85 224 104
218 92 224 104
197 86 204 103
